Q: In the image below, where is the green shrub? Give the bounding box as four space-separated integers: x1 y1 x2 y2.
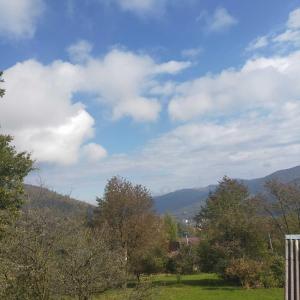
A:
261 254 285 288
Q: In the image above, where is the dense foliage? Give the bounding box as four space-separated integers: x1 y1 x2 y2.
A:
95 176 167 281
195 177 293 288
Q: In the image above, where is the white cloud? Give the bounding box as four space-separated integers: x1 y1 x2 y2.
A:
273 29 300 46
198 7 238 33
272 7 300 47
247 7 300 52
80 49 190 122
82 143 107 162
0 59 95 165
287 8 300 29
0 46 190 165
0 0 44 39
154 61 191 74
67 40 93 63
246 36 269 51
168 51 300 121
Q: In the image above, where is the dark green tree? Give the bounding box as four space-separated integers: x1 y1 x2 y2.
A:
195 177 271 287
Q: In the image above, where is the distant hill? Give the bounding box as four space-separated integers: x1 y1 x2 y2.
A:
22 166 300 220
23 184 94 217
154 165 300 219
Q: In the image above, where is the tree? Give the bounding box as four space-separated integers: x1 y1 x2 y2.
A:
0 136 33 234
260 180 300 235
163 214 178 242
56 222 123 300
195 177 269 286
0 71 33 232
95 177 163 282
0 209 124 300
0 210 60 300
255 180 300 259
0 72 33 235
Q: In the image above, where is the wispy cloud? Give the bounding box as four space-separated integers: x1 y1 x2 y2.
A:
181 47 203 59
197 7 238 33
247 7 300 52
100 0 168 16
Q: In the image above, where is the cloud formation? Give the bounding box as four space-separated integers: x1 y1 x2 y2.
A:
168 51 300 121
0 0 44 39
0 45 190 165
41 95 300 199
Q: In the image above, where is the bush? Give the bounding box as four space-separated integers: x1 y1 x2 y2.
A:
261 254 285 288
225 254 285 289
225 257 264 288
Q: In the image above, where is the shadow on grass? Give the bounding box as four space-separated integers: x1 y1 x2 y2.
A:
152 277 238 289
126 274 240 292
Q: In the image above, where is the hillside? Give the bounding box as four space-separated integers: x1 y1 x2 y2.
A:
23 184 94 217
154 165 300 219
22 166 300 220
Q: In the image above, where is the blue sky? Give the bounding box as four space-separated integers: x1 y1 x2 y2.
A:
1 0 300 203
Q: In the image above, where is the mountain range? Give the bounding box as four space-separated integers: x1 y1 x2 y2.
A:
23 165 300 220
153 165 300 219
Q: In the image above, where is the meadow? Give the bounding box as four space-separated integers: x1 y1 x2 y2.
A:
97 273 283 300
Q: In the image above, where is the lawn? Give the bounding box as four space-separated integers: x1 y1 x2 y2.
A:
96 273 283 300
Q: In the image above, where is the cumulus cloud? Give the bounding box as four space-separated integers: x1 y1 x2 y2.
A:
0 59 95 165
79 49 190 122
0 45 190 165
0 0 44 39
34 48 300 197
168 51 300 121
198 7 238 33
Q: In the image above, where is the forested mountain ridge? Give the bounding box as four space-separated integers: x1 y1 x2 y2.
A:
23 184 93 216
154 165 300 219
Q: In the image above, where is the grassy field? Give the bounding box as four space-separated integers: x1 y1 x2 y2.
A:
97 273 283 300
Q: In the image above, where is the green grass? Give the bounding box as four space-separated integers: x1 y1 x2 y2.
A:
96 273 283 300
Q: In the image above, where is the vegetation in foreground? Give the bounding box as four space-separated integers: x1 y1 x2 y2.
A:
97 274 283 300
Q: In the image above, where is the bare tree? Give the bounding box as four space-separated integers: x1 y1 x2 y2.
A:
56 222 123 300
259 180 300 235
0 209 61 300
